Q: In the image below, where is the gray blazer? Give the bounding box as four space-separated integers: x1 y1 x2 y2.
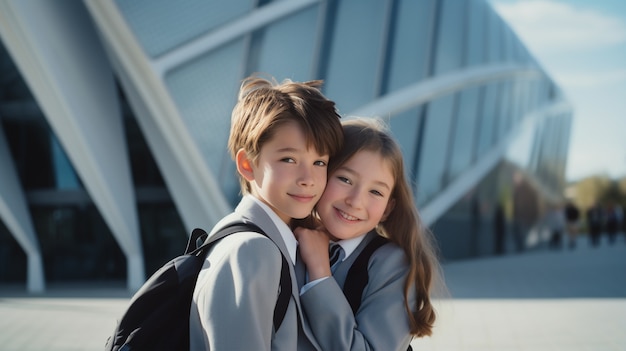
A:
300 231 415 351
189 196 319 351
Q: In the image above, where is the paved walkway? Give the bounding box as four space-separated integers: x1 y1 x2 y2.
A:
1 235 625 351
411 235 626 351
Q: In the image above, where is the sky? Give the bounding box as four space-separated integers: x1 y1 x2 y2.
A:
489 0 626 182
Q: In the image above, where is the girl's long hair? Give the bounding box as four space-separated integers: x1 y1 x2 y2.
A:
329 118 442 337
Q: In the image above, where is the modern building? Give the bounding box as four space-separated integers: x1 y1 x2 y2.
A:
0 0 572 293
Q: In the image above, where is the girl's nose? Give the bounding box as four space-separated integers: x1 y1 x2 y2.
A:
345 189 363 208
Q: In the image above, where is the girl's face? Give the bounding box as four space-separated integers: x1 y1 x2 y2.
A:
316 150 395 241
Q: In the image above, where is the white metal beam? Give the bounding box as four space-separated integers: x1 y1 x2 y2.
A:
0 119 44 293
0 0 144 291
84 0 233 232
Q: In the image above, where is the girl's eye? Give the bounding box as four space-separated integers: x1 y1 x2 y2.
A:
314 160 327 166
337 176 351 184
281 157 296 163
370 189 384 197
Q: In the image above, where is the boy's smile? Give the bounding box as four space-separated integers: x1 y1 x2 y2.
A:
246 121 329 223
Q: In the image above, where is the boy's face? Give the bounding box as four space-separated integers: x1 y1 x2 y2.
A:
247 121 330 224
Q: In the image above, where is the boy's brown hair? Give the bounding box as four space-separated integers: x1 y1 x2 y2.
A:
228 75 344 194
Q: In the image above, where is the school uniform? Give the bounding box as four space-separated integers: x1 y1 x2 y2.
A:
189 195 320 351
300 230 415 351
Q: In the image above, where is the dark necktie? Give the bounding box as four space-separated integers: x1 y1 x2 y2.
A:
329 242 345 274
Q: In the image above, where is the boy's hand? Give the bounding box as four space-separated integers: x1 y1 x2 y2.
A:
294 227 332 280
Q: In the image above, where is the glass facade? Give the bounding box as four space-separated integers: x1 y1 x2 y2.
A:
254 6 320 82
323 0 389 113
449 87 481 180
418 94 456 205
0 0 572 289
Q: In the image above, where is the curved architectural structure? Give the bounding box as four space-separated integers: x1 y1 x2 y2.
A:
0 0 571 292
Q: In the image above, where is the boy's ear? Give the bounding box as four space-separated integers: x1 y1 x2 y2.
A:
236 149 255 181
381 198 396 222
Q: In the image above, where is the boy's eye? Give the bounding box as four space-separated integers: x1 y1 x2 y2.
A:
281 157 296 163
314 160 327 167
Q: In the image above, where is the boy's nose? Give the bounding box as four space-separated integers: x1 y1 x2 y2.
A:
297 165 315 186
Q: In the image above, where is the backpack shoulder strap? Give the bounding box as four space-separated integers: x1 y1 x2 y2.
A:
189 222 291 330
343 235 413 351
343 235 389 314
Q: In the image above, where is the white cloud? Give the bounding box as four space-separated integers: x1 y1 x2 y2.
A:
492 0 626 53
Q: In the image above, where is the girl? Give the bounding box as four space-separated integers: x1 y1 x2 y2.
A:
295 118 442 350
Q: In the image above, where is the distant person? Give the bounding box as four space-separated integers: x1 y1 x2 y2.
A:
546 203 566 250
189 75 343 350
586 203 604 247
511 172 538 252
605 202 621 245
470 197 481 256
618 204 624 243
564 201 580 249
612 202 622 243
295 118 442 350
494 203 506 255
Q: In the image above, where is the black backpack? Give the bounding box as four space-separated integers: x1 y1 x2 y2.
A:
343 235 389 314
343 235 413 351
105 222 291 351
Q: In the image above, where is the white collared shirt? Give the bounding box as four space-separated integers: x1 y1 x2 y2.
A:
246 195 298 265
300 233 368 294
332 233 367 261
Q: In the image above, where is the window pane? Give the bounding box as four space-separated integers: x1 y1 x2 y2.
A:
0 221 27 282
164 39 246 197
433 0 465 74
449 87 480 179
496 81 511 141
116 0 253 57
125 112 165 187
386 0 437 91
416 94 455 205
139 203 187 275
476 83 498 157
506 116 537 170
324 0 388 113
389 107 423 182
51 134 80 189
466 0 486 66
33 205 125 281
513 80 522 124
486 7 502 63
4 119 55 189
254 5 320 82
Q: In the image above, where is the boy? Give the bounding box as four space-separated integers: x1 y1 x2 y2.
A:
189 75 343 350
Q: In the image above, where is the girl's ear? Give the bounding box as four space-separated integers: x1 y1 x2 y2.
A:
236 149 255 181
381 198 396 222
